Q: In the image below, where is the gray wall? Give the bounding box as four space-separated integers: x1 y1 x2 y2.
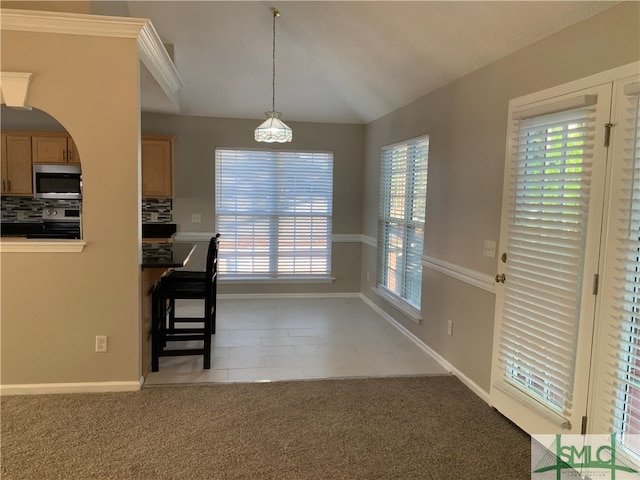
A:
361 2 640 392
141 113 365 294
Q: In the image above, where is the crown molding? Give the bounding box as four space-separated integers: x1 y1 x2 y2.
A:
1 8 183 111
0 8 146 38
137 20 184 108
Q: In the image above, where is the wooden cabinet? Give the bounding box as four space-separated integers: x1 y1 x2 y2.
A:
32 134 80 164
1 134 33 196
142 136 173 198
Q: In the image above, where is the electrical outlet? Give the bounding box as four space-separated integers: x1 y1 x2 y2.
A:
191 213 202 223
447 320 453 336
17 210 27 221
150 212 159 222
483 240 497 258
95 335 108 353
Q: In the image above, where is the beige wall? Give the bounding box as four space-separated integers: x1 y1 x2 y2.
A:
1 30 141 385
361 2 640 391
141 113 365 294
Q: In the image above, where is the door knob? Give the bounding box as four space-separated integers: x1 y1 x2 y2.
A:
495 273 506 283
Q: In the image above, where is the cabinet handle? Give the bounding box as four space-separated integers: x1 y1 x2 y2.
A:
2 180 5 192
69 149 73 162
7 180 11 192
63 149 67 161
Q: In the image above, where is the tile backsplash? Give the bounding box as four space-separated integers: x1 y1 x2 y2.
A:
143 198 172 223
1 197 172 223
1 197 82 223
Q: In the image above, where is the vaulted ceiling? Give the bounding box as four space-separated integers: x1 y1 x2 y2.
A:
59 1 623 123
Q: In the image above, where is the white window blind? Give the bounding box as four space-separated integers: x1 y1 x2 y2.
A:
496 103 597 420
377 135 429 310
605 88 640 455
215 148 333 278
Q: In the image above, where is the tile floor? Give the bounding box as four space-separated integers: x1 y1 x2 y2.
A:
144 296 449 385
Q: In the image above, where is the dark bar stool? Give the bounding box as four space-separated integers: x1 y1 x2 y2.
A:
164 233 220 334
151 235 220 372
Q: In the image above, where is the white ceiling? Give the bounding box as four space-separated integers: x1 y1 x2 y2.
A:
93 1 618 124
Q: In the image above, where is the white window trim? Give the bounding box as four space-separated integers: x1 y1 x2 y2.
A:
372 286 422 323
219 275 335 284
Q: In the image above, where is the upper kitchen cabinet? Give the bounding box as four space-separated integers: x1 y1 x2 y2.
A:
142 135 173 198
1 134 33 196
32 134 80 164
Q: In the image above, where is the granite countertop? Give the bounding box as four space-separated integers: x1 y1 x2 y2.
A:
142 223 176 239
142 241 196 269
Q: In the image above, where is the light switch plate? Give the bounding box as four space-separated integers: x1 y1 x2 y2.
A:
17 211 27 221
150 212 159 222
483 240 497 258
191 213 202 223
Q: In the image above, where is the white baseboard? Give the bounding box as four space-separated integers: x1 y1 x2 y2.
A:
359 293 491 405
218 292 361 300
1 380 142 396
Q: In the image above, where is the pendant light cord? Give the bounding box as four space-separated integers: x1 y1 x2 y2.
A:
271 8 278 113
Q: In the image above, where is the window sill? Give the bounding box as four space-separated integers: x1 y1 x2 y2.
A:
220 276 336 285
0 240 86 253
372 286 422 323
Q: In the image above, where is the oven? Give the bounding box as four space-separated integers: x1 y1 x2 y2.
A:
27 208 81 239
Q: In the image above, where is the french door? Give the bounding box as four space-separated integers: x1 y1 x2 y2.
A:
590 75 640 456
491 66 640 443
491 83 612 435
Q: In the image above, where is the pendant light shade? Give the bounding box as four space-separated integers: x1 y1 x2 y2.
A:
255 111 293 143
255 7 292 143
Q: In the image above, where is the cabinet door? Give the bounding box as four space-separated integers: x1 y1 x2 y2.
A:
32 136 68 164
67 137 80 165
3 135 33 195
142 138 173 198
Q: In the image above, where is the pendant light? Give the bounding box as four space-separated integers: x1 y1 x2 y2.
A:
255 7 292 143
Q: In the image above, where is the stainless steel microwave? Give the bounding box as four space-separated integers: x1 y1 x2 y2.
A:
33 164 82 199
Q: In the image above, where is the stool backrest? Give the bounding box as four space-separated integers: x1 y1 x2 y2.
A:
205 234 221 294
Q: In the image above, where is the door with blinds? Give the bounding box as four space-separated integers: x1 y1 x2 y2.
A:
590 76 640 456
490 84 613 435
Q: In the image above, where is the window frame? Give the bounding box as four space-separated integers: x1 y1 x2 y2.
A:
214 147 334 281
376 134 429 320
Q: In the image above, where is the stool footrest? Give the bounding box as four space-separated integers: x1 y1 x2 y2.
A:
159 348 206 357
163 334 206 342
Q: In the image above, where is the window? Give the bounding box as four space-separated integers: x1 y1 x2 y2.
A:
215 148 333 279
377 135 429 312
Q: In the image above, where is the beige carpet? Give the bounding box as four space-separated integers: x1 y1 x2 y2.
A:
1 376 530 479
